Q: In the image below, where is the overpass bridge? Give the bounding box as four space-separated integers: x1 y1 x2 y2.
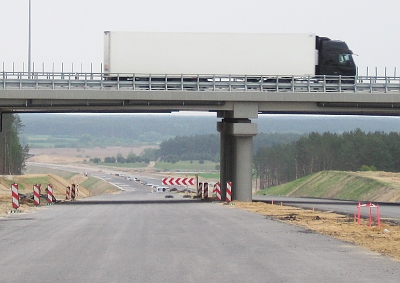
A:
1 71 400 201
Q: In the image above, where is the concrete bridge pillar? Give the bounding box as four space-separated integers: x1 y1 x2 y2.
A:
217 103 258 202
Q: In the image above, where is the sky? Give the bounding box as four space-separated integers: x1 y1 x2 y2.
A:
0 0 399 76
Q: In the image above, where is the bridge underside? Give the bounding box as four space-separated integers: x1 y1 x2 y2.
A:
2 86 400 201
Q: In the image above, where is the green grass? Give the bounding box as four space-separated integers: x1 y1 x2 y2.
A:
155 161 219 171
24 166 76 179
198 173 220 180
80 177 120 195
80 177 101 188
99 162 149 169
1 176 50 192
256 170 393 201
22 176 50 186
256 175 312 196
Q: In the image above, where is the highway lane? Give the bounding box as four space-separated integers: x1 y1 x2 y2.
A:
1 184 400 282
27 162 400 221
254 195 400 222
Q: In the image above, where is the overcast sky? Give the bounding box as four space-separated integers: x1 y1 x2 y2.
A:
0 0 399 76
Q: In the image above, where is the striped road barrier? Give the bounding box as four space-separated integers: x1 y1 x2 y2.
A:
66 186 70 200
213 182 221 201
33 184 40 206
11 183 20 209
71 184 76 201
47 184 54 205
198 182 203 199
204 182 209 199
226 182 232 203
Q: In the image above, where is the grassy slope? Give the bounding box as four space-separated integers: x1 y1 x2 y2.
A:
256 170 400 202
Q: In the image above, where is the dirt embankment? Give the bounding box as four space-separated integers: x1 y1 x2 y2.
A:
0 173 118 216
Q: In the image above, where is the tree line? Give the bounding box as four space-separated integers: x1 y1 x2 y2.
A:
158 134 220 163
253 129 400 189
90 148 158 164
0 114 29 174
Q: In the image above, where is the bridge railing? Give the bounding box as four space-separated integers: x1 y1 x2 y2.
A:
1 72 400 93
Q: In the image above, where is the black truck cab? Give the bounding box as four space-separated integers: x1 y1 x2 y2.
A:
316 36 356 76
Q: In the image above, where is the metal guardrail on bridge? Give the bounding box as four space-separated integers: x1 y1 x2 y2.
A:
1 72 400 93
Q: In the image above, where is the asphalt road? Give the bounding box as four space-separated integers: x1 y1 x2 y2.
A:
1 177 400 282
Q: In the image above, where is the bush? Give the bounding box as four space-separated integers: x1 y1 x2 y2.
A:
90 158 101 163
360 165 377 171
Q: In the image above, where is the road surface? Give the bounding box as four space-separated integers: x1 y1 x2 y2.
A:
1 178 399 282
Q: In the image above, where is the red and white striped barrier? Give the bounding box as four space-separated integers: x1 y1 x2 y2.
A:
213 182 221 201
226 182 232 202
71 184 76 201
198 182 203 199
11 183 20 209
33 184 40 206
66 186 70 200
203 182 209 199
47 184 54 204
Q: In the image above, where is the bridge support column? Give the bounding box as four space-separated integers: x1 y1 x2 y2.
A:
217 103 258 202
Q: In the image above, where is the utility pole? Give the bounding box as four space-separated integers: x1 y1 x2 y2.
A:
28 0 32 78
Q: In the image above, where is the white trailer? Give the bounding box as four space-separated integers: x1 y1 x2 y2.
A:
104 31 318 77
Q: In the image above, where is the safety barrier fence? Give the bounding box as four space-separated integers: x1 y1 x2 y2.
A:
357 202 381 228
10 183 58 212
1 72 400 93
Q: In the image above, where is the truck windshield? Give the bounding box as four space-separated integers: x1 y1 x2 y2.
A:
338 54 354 65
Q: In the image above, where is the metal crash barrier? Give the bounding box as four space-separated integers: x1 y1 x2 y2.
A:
1 71 400 93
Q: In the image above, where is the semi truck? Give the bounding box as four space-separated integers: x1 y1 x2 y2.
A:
103 31 356 80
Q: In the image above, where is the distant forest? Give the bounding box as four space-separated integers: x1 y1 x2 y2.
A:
254 130 400 189
156 132 301 163
19 114 400 148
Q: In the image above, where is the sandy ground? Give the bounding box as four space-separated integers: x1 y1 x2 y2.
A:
232 201 400 261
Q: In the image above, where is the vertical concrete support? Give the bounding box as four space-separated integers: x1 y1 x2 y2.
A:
218 125 227 200
217 117 258 202
233 135 254 201
218 123 234 201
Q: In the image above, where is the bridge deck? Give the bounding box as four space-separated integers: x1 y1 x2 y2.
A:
1 72 400 114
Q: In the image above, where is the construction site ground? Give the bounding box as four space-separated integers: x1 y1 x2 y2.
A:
231 201 400 261
1 147 400 262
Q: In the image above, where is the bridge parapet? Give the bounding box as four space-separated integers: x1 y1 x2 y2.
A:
1 72 400 93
